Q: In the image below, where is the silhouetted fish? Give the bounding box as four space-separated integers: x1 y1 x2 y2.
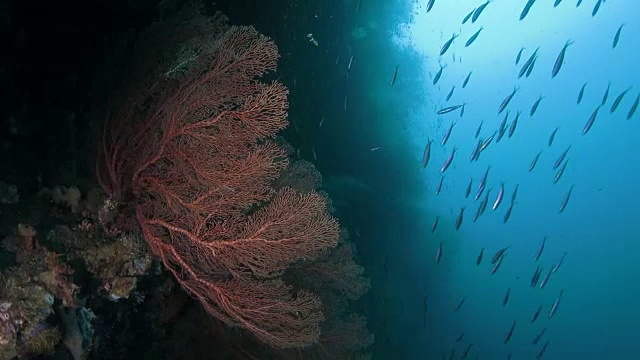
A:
577 82 587 104
530 95 544 116
472 0 490 22
440 33 459 56
531 305 543 323
463 71 473 88
548 127 558 146
504 321 516 344
627 94 639 120
612 23 625 48
529 150 543 172
552 40 573 78
559 185 575 213
583 106 601 134
520 0 536 21
610 87 631 113
476 248 484 265
465 27 483 47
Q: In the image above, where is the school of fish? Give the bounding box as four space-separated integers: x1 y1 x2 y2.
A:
416 0 632 359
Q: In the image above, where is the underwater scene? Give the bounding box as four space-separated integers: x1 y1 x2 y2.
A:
0 0 638 359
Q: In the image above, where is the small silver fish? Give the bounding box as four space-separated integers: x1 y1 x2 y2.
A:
531 305 543 323
472 0 490 22
559 185 575 213
553 145 571 170
554 159 568 184
508 111 520 138
436 176 444 195
422 138 434 168
534 236 546 262
441 121 457 146
441 147 457 173
476 248 484 265
503 288 510 306
437 104 464 114
548 290 564 319
551 252 567 272
498 87 519 114
390 65 399 86
455 206 465 230
529 150 543 172
548 127 559 146
431 216 439 233
503 202 515 223
515 47 525 64
474 120 482 138
465 27 484 47
510 184 519 204
446 86 455 101
612 23 626 48
492 182 505 210
577 83 587 104
610 87 631 113
530 95 544 116
519 47 539 77
436 241 443 263
551 40 573 78
539 268 552 288
463 71 472 88
583 106 601 135
465 178 473 198
433 64 445 85
440 33 459 56
627 94 639 120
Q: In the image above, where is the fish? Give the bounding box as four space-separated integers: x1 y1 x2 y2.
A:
552 252 567 272
520 0 536 21
576 0 583 7
431 216 439 233
511 184 519 204
465 178 473 198
592 0 602 16
426 0 435 12
446 86 455 101
461 344 473 359
476 166 491 200
583 106 601 135
456 332 465 342
529 150 543 172
463 71 472 88
455 297 465 311
602 82 611 105
474 120 482 138
533 328 546 346
539 268 553 288
370 146 381 152
492 246 510 264
610 87 631 113
462 8 475 24
504 321 516 344
479 188 491 216
476 248 484 265
441 122 457 146
455 207 465 230
553 145 571 170
551 40 573 78
627 94 639 120
422 139 433 168
437 104 464 114
498 87 518 114
515 47 525 64
503 202 515 223
436 176 444 195
479 132 495 152
465 27 483 47
559 185 574 213
433 64 445 85
530 95 544 116
441 147 457 173
554 0 562 6
470 139 482 162
548 127 558 147
525 55 537 77
440 33 459 56
472 0 490 22
531 305 543 323
496 110 509 143
503 288 510 306
554 159 568 184
538 341 549 359
548 290 564 319
612 24 625 48
492 182 505 210
473 201 483 222
459 103 465 117
490 253 504 275
319 117 324 127
390 65 399 86
577 83 587 104
508 111 520 138
436 241 443 263
530 266 542 287
519 47 539 77
534 236 546 262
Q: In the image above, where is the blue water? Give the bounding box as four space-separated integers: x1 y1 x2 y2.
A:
328 0 640 358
